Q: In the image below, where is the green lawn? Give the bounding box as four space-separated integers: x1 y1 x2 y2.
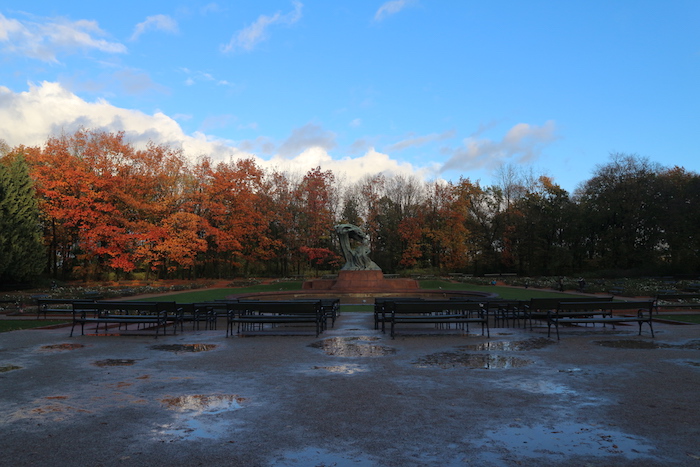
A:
137 281 305 303
0 320 68 333
418 280 587 300
134 279 584 304
658 314 700 324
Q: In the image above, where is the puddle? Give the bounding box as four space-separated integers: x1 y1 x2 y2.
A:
595 340 670 349
414 352 532 369
161 394 245 412
41 343 85 351
309 336 395 357
0 364 22 373
478 422 656 462
311 364 368 375
93 359 137 367
155 394 246 440
516 381 577 395
273 447 376 466
150 344 217 352
559 368 585 374
679 340 700 350
459 338 555 351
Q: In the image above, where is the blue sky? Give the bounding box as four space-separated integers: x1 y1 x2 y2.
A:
1 1 698 193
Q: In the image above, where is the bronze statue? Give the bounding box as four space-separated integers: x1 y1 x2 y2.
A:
335 224 381 271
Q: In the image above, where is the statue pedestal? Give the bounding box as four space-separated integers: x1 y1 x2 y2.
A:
302 270 418 291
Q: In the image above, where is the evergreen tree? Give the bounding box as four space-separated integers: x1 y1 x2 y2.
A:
0 154 45 282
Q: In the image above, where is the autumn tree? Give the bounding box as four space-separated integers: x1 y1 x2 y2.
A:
298 167 337 245
289 167 338 273
23 132 123 279
190 158 280 276
356 174 386 257
421 181 471 271
260 170 299 276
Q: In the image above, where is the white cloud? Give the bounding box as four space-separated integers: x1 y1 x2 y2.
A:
0 13 126 62
277 123 336 157
441 121 557 173
0 81 436 184
130 14 179 41
386 129 456 152
221 1 303 53
180 68 237 88
0 82 238 160
201 3 224 16
374 0 415 22
264 147 434 183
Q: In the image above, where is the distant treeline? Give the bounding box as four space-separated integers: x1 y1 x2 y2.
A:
1 129 699 282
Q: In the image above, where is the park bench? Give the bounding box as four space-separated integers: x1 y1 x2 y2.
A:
36 298 96 319
525 296 614 329
486 300 528 328
387 300 488 339
320 298 340 328
374 298 425 332
70 301 179 338
226 300 324 337
548 300 655 340
176 302 223 331
654 293 700 314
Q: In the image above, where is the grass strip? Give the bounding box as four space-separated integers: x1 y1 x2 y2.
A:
137 281 304 303
418 280 588 300
130 279 590 304
0 320 68 333
657 314 700 324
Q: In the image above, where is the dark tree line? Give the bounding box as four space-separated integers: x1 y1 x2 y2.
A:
0 150 45 283
1 130 699 282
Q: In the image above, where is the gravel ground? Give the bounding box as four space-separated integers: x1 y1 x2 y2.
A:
1 313 699 467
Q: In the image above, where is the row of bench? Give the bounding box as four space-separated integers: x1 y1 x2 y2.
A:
36 293 684 339
374 297 656 339
37 298 339 338
653 293 700 312
491 297 656 340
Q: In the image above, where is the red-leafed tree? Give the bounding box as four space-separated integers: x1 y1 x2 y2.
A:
24 131 128 279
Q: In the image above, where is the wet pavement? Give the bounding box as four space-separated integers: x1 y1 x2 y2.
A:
1 312 699 466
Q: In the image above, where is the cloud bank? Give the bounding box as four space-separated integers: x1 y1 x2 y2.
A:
441 121 557 173
0 81 427 183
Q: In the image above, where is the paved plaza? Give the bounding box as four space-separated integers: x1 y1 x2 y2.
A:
1 313 699 466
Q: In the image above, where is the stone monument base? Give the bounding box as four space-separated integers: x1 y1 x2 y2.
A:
302 270 418 291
